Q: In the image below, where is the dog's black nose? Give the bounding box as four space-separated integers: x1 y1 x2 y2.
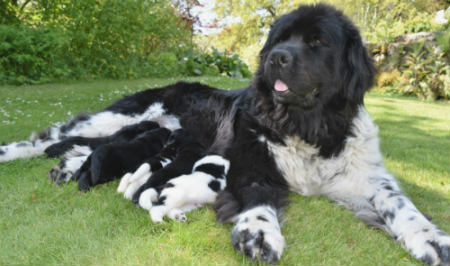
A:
269 49 293 68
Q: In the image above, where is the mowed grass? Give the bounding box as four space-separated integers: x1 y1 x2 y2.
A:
0 76 449 265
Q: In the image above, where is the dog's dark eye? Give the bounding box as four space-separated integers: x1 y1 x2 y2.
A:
308 38 323 48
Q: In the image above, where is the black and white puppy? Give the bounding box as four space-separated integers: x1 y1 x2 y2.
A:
119 155 229 223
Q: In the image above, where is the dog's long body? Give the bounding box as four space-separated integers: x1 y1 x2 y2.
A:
0 4 449 265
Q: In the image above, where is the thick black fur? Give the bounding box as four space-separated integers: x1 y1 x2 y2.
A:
44 121 160 158
75 127 170 191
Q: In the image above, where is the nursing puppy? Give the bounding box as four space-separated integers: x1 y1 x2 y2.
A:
48 121 160 185
74 127 170 191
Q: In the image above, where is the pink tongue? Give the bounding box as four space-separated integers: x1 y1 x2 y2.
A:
274 80 288 92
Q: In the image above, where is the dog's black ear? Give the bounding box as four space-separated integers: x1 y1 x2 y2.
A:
341 24 376 104
259 11 297 62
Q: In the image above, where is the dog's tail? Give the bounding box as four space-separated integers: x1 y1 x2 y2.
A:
0 127 60 162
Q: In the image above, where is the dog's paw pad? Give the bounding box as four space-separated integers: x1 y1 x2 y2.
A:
168 209 187 222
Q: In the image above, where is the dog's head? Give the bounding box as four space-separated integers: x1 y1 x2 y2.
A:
257 4 375 110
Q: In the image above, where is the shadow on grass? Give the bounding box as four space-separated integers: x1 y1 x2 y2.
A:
369 102 449 174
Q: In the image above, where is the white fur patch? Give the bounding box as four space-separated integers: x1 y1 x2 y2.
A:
267 107 382 197
138 188 158 210
117 163 152 199
0 139 57 162
149 171 224 222
65 145 93 158
149 155 229 223
193 154 230 173
117 173 133 193
64 155 88 173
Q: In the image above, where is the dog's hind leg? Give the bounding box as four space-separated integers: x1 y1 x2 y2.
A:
0 127 59 162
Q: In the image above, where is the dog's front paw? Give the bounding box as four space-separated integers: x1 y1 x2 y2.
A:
402 227 450 266
231 206 285 263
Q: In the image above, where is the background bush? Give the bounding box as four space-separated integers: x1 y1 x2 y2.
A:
0 0 251 85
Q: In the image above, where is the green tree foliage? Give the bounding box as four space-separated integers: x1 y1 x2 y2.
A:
0 0 252 84
210 0 449 69
0 0 194 84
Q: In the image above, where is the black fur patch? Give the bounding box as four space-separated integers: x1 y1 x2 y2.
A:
16 142 29 147
382 210 396 221
38 128 52 140
195 164 225 179
155 195 167 206
257 215 269 222
208 180 221 192
388 192 402 198
214 190 241 224
0 148 4 155
427 241 450 263
60 113 90 134
420 254 434 265
383 185 393 191
164 183 175 189
396 197 405 209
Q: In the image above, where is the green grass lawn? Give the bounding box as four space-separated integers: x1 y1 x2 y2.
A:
0 76 449 265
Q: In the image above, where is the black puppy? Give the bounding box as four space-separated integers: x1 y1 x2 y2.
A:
74 127 170 191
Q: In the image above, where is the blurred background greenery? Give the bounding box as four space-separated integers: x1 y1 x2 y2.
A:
1 0 449 100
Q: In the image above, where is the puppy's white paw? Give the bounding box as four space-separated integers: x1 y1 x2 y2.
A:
117 173 132 193
124 173 150 200
167 208 187 222
138 188 158 210
150 206 164 223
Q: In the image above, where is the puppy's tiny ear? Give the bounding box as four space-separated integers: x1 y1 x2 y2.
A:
341 26 376 104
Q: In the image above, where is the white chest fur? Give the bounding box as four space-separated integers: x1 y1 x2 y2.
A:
266 107 384 196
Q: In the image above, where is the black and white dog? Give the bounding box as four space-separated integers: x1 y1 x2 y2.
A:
0 4 449 265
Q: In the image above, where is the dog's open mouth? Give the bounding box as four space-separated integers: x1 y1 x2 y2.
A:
274 79 289 92
273 79 319 109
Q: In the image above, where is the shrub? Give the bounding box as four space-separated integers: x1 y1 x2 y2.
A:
146 52 182 77
0 0 194 85
180 48 251 78
0 25 69 85
400 43 450 100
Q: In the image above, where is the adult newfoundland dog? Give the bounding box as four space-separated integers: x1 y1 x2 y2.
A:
1 4 449 265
